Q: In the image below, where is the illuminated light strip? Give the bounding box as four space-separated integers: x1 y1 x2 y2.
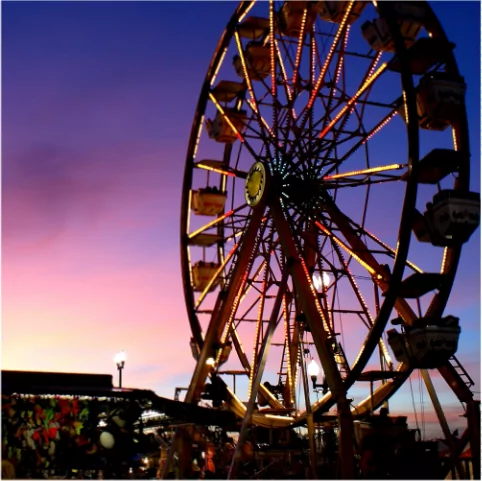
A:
224 228 245 244
366 110 398 142
319 63 388 139
195 244 239 309
322 163 405 180
345 265 374 324
360 228 423 274
292 7 308 87
316 222 378 277
307 0 355 110
269 0 276 98
334 26 350 85
237 1 255 24
275 41 293 102
246 99 275 137
210 47 228 87
275 41 297 120
451 126 458 152
282 293 295 406
440 247 449 274
192 115 205 160
208 93 245 143
218 269 251 352
188 209 235 239
367 51 382 79
401 91 409 124
196 163 236 177
249 277 267 398
234 31 257 108
186 189 192 235
330 259 393 368
238 258 267 308
311 33 316 86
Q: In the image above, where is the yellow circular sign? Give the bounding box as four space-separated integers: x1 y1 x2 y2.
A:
245 162 267 206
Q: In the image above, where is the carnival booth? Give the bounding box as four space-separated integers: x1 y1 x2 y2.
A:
1 370 236 479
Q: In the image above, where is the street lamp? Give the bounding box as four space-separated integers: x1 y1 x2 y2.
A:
114 350 127 388
307 359 329 394
313 272 331 291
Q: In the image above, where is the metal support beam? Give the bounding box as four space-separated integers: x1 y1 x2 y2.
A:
270 200 354 479
466 400 481 480
186 205 265 404
421 369 467 479
300 334 318 479
228 264 290 479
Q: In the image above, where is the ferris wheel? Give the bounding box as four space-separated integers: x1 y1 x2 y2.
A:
179 0 480 478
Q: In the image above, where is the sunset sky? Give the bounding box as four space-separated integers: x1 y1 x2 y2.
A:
2 1 480 439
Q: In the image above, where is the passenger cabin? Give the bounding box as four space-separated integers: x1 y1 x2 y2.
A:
278 1 316 38
362 3 426 53
387 316 461 368
192 261 220 292
396 73 466 131
233 42 270 81
317 1 366 24
191 187 227 216
210 81 246 103
237 16 270 41
420 190 480 247
205 109 247 143
416 73 466 130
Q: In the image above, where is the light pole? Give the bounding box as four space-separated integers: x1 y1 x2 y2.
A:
307 359 329 395
114 350 126 388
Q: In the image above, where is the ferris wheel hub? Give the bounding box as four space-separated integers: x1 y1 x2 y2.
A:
245 161 269 207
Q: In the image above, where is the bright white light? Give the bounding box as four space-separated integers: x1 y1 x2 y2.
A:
114 350 127 365
313 272 331 291
307 359 320 378
206 357 216 367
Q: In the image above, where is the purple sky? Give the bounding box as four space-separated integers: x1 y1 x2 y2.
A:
2 1 480 438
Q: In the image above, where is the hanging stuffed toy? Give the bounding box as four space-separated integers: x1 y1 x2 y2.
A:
99 432 115 450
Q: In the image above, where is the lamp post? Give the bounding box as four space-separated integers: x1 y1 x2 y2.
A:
307 359 329 395
114 350 127 388
312 272 331 292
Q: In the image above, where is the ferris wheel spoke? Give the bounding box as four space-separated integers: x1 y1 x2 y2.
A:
187 204 248 240
275 40 297 122
321 107 399 178
319 26 351 134
320 163 407 189
234 30 275 146
268 0 280 159
291 6 309 89
345 217 423 274
321 230 395 368
195 160 248 179
306 51 386 173
302 1 355 116
314 210 419 326
318 62 388 141
321 163 406 181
